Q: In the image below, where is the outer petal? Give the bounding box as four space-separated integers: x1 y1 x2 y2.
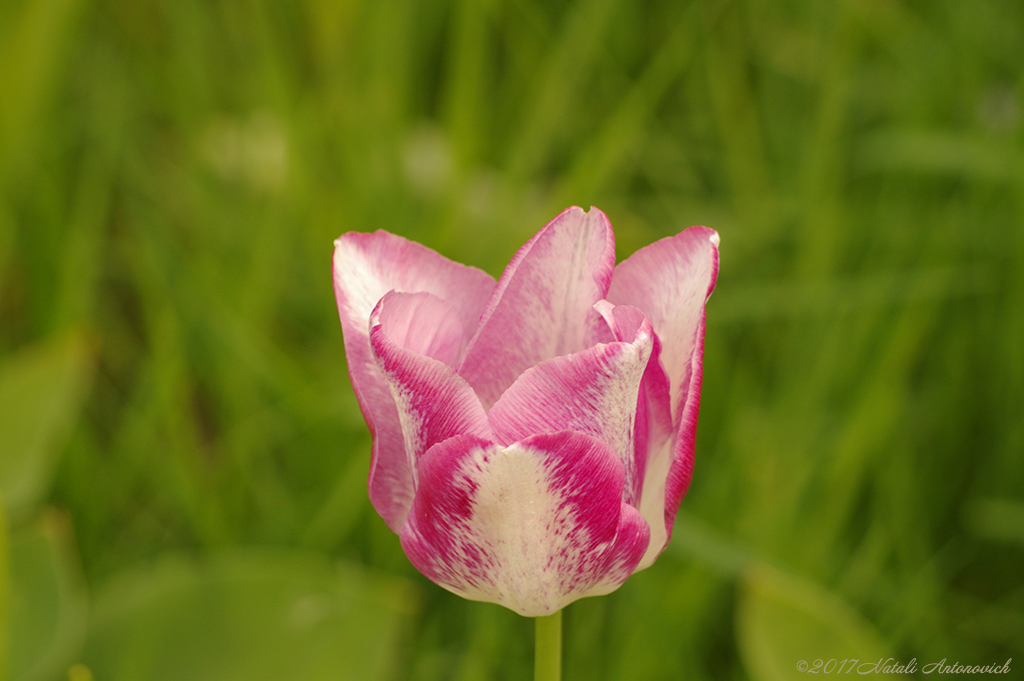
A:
660 311 706 554
370 292 494 492
487 306 652 507
606 228 719 569
606 226 719 423
333 231 495 530
457 207 616 408
633 313 707 569
400 432 650 617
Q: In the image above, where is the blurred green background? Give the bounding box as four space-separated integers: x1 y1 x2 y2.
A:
1 0 1022 679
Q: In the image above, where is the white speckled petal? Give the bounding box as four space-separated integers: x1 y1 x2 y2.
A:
400 432 650 617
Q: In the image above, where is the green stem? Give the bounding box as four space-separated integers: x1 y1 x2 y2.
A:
534 610 562 681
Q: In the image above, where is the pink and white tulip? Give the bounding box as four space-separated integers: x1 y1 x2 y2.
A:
332 207 719 617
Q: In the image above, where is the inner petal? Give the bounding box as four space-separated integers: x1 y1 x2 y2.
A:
457 207 616 408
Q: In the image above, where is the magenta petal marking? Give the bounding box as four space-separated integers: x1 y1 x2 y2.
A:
458 207 616 408
581 501 651 599
370 293 493 488
333 231 495 530
399 432 651 617
488 308 653 507
607 226 719 424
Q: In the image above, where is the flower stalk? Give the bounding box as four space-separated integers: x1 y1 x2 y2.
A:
534 610 562 681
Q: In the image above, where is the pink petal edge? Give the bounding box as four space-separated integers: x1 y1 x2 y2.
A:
333 231 495 529
660 310 707 553
593 301 675 511
369 292 494 493
607 226 719 425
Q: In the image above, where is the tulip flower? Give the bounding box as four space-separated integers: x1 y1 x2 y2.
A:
332 207 719 619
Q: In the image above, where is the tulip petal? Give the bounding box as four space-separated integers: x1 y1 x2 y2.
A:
333 231 495 530
633 312 708 569
592 301 674 506
606 226 719 423
371 290 465 367
370 292 494 491
400 432 650 617
487 306 653 506
458 207 616 408
607 228 719 569
661 312 706 548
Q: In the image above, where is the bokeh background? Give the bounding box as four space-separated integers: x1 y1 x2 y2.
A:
1 0 1022 679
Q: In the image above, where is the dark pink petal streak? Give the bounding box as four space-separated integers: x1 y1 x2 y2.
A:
592 301 674 507
369 291 493 501
488 304 653 507
400 432 650 617
662 310 707 544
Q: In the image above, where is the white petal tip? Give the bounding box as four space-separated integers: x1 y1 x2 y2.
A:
709 232 721 248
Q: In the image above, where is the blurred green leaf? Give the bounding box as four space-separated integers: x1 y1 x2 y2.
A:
669 510 752 574
857 130 1024 184
711 266 994 325
80 549 417 681
551 3 698 210
299 444 370 550
0 0 86 182
505 0 620 183
0 333 92 518
737 563 891 681
964 498 1024 545
0 498 8 681
7 510 88 681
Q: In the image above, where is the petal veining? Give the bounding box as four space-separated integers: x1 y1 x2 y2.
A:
606 227 718 568
593 301 674 510
369 291 493 500
487 309 653 506
458 207 616 408
399 432 650 616
372 290 464 366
